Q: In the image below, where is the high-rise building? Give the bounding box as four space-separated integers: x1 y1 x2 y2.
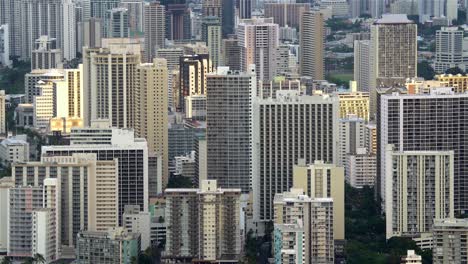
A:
206 66 256 192
104 7 129 38
52 66 83 120
0 24 11 67
82 18 102 48
0 90 5 135
434 74 468 93
293 160 345 242
433 218 468 263
253 90 339 222
19 0 76 60
378 88 468 214
76 227 140 264
143 1 165 62
164 180 241 262
161 0 191 40
178 54 213 112
13 154 119 256
31 36 63 70
90 0 120 19
264 3 310 28
136 59 169 189
370 14 417 117
320 0 349 17
30 67 83 131
120 0 144 35
390 0 418 15
435 27 465 73
42 123 149 224
300 11 325 80
222 37 241 71
7 186 44 258
385 145 454 239
0 177 13 254
418 0 457 23
238 0 252 19
238 18 279 81
354 40 371 92
201 16 222 67
201 0 235 37
86 39 141 128
274 189 335 264
25 69 65 103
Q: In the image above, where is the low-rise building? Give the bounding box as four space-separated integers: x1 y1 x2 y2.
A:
433 218 468 264
76 227 140 264
0 135 29 166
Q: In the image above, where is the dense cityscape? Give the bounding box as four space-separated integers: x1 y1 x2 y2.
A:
0 0 467 263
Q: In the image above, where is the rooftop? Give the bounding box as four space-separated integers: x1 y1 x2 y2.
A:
375 14 413 25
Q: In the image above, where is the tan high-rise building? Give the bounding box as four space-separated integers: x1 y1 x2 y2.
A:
385 145 454 239
274 189 335 264
264 2 310 28
137 58 169 189
370 14 417 118
293 160 345 243
164 180 241 262
12 153 119 256
87 39 141 128
300 11 325 80
143 1 165 62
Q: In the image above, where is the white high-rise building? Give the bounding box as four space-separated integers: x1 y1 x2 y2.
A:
346 148 376 189
435 27 465 73
0 90 5 136
419 0 458 23
104 7 129 38
237 18 279 81
338 114 366 167
0 24 11 67
253 90 339 222
354 40 371 92
120 0 144 35
0 177 13 254
19 0 76 60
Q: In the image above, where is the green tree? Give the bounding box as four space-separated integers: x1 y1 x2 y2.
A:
417 61 435 80
33 254 45 264
445 66 465 75
167 175 193 188
0 257 12 264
